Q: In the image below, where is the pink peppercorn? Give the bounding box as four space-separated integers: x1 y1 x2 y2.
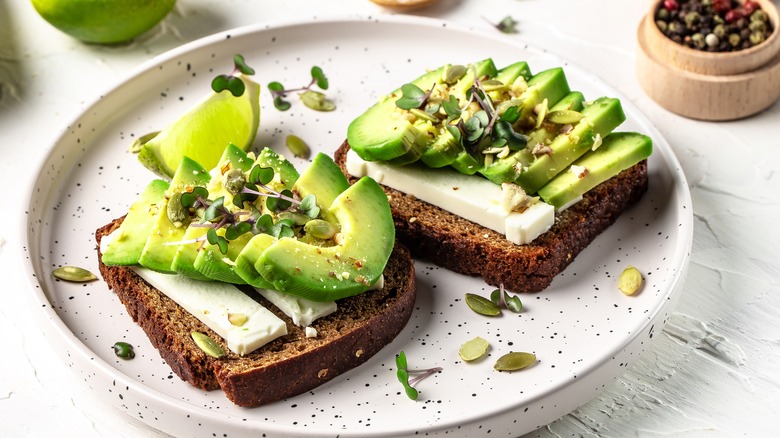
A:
663 0 679 11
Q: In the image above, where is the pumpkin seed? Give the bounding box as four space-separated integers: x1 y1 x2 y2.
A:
299 90 336 112
222 168 246 195
547 110 584 125
443 64 467 84
228 313 248 327
619 265 643 296
166 192 190 228
285 134 311 159
304 219 338 239
52 266 97 282
494 351 536 371
534 98 549 128
191 331 225 358
459 336 489 361
409 108 439 123
465 293 500 316
112 341 135 359
481 79 506 92
277 211 312 226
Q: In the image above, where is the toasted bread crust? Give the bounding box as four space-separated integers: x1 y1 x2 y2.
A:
96 219 416 406
334 140 649 292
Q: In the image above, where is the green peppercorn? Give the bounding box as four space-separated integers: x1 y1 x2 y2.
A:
749 20 767 34
750 31 766 45
685 11 702 29
750 10 768 23
713 23 726 38
657 20 669 33
692 33 706 49
656 8 670 20
729 33 742 47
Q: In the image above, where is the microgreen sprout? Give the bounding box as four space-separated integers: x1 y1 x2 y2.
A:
395 351 442 400
211 54 256 97
485 15 519 34
489 283 523 313
268 66 334 111
396 67 527 162
164 165 323 254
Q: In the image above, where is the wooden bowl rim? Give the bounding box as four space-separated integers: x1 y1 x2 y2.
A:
646 0 780 71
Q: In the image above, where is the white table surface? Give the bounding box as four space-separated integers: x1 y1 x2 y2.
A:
2 0 779 436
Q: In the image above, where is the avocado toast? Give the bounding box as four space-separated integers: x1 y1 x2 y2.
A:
96 145 416 407
339 59 651 292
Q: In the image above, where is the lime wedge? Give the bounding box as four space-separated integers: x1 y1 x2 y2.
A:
137 74 260 178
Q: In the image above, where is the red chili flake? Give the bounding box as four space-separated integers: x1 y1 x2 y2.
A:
663 0 679 10
712 0 731 13
725 8 745 23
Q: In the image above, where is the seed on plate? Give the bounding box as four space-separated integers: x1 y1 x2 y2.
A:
465 293 501 316
618 265 643 296
459 336 489 361
52 266 97 282
285 134 311 159
494 351 536 371
299 90 335 112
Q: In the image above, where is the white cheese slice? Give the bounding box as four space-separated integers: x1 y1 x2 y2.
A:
133 267 287 356
256 288 337 327
345 149 555 245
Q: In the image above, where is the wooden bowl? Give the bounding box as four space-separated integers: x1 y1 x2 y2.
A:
637 0 780 120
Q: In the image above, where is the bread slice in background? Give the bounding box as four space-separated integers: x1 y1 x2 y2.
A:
96 218 416 407
334 140 648 293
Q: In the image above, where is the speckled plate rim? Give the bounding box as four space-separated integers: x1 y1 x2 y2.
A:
20 14 693 438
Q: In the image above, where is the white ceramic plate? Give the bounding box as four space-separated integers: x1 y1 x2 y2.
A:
23 15 692 438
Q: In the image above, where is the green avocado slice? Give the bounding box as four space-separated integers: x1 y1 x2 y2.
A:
538 132 652 208
347 65 448 163
515 96 626 194
138 156 211 273
193 147 299 284
254 176 395 302
101 179 169 266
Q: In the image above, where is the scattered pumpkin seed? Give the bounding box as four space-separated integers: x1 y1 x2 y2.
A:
481 79 506 92
228 313 248 327
304 219 338 239
285 134 311 159
547 110 584 125
409 108 439 123
52 266 97 283
299 90 336 112
494 351 536 371
191 331 225 358
112 341 135 359
222 168 247 195
443 64 467 84
618 265 643 296
277 211 312 226
166 192 190 228
459 336 489 361
465 293 501 316
128 131 159 153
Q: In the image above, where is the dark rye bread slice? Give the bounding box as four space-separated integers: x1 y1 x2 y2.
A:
334 140 649 293
96 218 416 407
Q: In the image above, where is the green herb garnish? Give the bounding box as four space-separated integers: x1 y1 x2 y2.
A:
211 54 256 97
486 15 519 34
489 283 523 313
165 165 324 254
268 66 334 111
395 351 442 400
